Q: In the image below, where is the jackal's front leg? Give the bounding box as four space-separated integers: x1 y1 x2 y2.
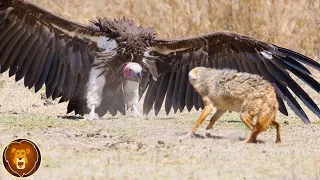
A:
206 109 226 130
187 105 213 136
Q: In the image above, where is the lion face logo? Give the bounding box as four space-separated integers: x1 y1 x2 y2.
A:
2 139 41 177
11 148 30 169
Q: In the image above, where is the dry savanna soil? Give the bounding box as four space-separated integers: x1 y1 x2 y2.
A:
0 73 319 179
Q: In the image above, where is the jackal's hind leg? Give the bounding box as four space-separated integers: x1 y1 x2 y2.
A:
240 112 254 130
245 110 272 143
206 109 226 130
240 112 255 143
272 120 281 143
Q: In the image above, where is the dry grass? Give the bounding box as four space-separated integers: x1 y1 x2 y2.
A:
0 0 320 179
28 0 320 58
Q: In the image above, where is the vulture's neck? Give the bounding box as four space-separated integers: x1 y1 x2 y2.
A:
123 80 139 94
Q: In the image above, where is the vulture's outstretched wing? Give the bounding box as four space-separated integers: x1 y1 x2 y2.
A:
143 31 320 123
0 0 109 102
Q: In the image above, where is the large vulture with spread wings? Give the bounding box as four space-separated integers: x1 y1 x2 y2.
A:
0 0 319 122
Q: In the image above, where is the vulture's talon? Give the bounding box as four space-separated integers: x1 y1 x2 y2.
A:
83 113 99 120
131 109 142 118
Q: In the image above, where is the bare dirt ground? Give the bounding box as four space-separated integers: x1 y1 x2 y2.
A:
0 73 320 180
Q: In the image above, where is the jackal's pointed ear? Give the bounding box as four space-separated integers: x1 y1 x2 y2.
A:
189 68 198 80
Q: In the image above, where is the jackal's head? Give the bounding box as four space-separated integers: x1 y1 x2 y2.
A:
188 67 211 88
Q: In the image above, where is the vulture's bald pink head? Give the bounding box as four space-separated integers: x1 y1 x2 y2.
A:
123 62 142 83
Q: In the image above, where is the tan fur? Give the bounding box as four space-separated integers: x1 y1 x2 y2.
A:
188 67 281 143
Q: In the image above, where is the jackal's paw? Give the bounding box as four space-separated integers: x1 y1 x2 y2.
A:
83 113 99 120
240 138 261 144
241 139 250 143
205 125 213 130
177 131 198 142
205 129 215 136
275 139 281 144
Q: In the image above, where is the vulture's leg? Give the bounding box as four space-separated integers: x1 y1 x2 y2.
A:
131 104 142 117
84 67 106 120
84 105 99 120
123 80 142 117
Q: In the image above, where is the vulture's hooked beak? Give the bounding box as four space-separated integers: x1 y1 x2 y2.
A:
136 72 142 83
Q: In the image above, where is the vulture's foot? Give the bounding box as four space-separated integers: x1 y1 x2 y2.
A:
83 112 99 120
131 105 142 118
131 110 142 118
83 105 99 120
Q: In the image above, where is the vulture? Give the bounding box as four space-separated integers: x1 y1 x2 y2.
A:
0 0 319 123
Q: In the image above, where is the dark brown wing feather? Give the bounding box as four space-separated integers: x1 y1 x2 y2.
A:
0 0 102 102
144 31 320 123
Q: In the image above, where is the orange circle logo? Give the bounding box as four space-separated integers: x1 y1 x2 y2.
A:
2 139 41 177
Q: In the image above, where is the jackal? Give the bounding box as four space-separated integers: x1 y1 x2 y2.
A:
188 67 281 143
